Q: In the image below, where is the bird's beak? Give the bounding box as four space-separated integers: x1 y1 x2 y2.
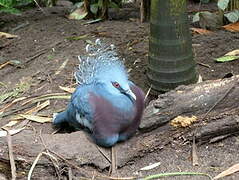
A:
125 89 136 101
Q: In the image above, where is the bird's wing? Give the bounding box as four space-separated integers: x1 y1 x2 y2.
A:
68 85 94 130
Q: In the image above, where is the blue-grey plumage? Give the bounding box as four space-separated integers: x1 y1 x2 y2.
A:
53 39 145 147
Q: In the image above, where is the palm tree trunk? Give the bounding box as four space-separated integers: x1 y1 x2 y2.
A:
148 0 199 93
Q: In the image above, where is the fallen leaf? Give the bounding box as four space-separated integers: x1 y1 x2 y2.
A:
223 22 239 32
25 100 50 114
21 93 70 105
213 163 239 179
190 28 213 35
140 162 161 171
0 128 25 137
171 116 198 128
55 59 69 75
225 49 239 56
68 7 88 20
0 32 18 39
0 61 11 69
1 120 19 128
19 114 52 123
59 86 75 93
215 55 239 62
0 97 27 114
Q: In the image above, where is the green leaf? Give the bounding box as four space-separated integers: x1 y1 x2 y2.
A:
90 3 98 15
224 10 239 23
193 12 200 23
109 1 119 9
0 0 13 8
98 0 103 8
0 7 21 14
15 0 33 6
217 0 230 11
215 55 239 62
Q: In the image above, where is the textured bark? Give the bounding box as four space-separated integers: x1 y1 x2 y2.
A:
140 0 150 22
194 114 239 143
141 75 239 131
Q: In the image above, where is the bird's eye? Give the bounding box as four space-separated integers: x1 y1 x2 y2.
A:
112 82 120 88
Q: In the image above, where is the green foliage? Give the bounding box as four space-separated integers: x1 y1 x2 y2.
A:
215 55 239 62
0 0 33 14
194 0 239 26
218 0 230 10
90 0 119 16
224 0 239 22
69 0 121 20
218 0 239 23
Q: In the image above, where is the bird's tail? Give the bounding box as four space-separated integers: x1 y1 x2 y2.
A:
52 111 68 125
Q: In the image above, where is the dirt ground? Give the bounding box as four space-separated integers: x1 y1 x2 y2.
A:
0 1 239 180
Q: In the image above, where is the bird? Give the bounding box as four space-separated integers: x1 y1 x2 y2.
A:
53 39 145 147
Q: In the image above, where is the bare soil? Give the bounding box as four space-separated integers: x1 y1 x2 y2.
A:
0 1 239 180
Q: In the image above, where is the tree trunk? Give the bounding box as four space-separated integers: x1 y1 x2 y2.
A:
100 0 109 19
148 0 199 93
140 0 150 22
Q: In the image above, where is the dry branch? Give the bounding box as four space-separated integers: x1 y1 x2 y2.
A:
140 75 239 131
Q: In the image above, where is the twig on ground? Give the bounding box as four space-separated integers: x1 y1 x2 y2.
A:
39 129 61 179
144 85 152 102
48 149 91 175
27 151 43 180
197 62 211 68
25 49 48 64
55 59 69 75
42 151 61 180
51 128 60 134
5 129 17 180
192 136 199 166
68 167 73 180
95 145 111 163
91 171 96 180
201 83 235 120
0 102 35 118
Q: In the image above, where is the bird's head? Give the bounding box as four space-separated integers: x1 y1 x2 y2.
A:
96 62 136 101
75 39 136 101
